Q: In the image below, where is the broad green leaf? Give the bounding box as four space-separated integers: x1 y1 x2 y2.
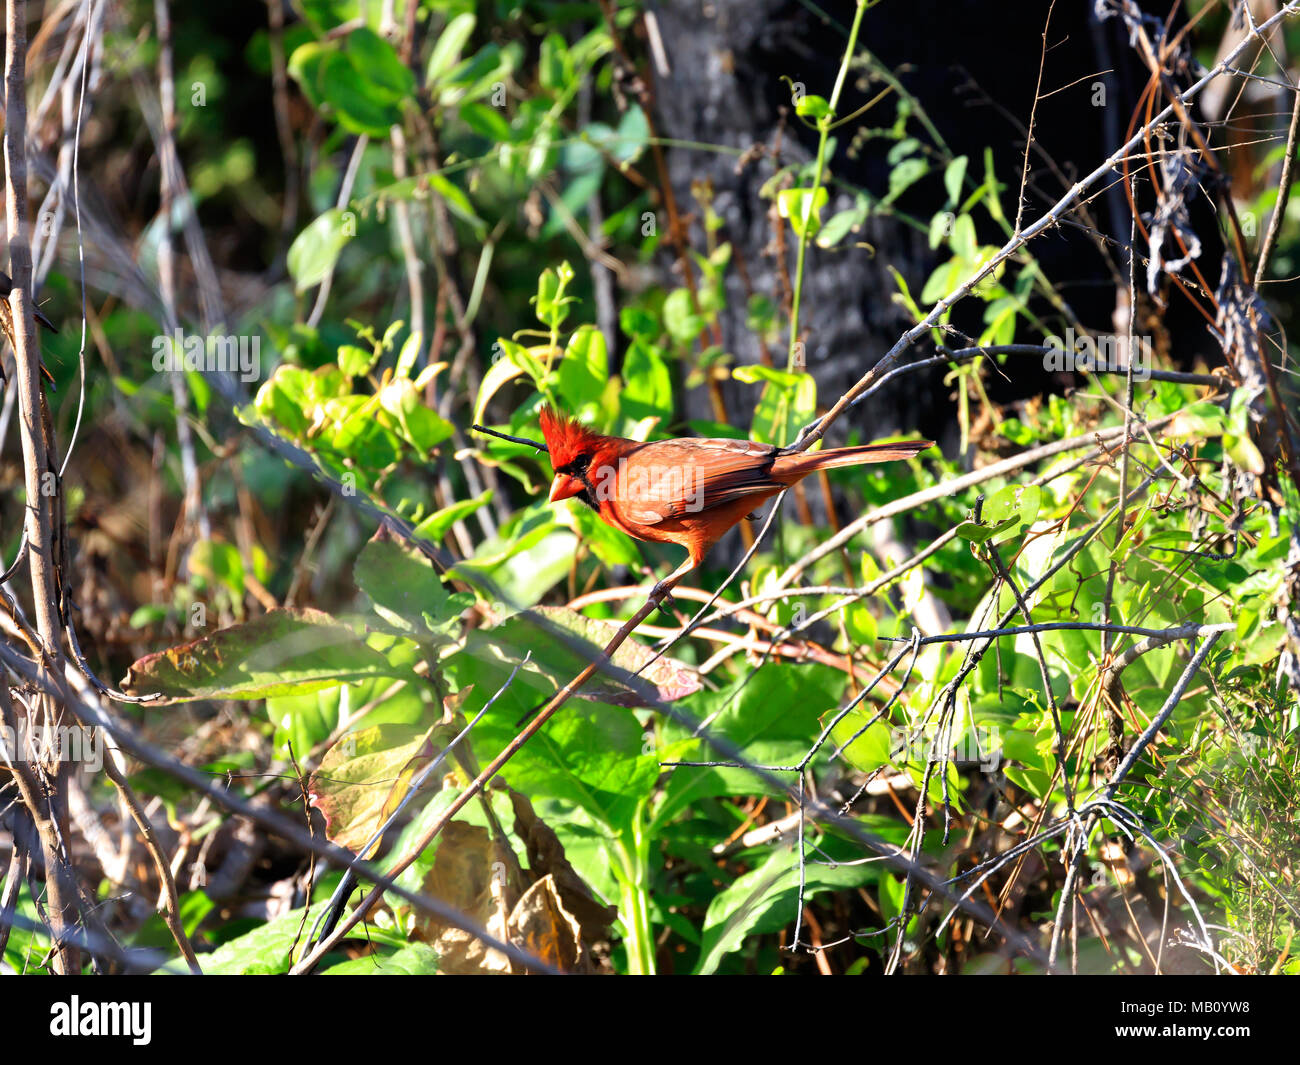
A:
346 27 415 101
122 608 401 702
322 942 440 975
310 720 442 853
662 287 705 344
886 157 928 202
657 664 845 826
830 713 893 773
560 504 641 568
734 365 815 447
557 324 608 411
795 94 830 120
694 835 887 974
459 99 513 141
444 641 661 831
288 208 351 293
620 342 673 423
321 50 402 136
777 186 828 238
378 377 454 453
354 534 472 640
944 155 968 205
338 343 377 378
190 908 310 975
816 194 870 249
287 41 333 111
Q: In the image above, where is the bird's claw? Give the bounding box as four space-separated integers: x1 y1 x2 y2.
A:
649 584 676 615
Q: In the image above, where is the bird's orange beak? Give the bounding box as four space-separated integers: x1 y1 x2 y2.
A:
549 472 584 503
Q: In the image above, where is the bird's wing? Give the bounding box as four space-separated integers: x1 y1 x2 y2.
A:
614 438 781 525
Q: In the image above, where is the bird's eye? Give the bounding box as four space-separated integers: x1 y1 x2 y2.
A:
571 453 592 475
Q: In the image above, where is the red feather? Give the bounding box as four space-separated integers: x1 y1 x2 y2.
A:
537 407 595 469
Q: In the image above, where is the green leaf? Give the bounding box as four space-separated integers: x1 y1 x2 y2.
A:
830 712 892 772
129 604 168 629
944 155 969 205
453 519 576 607
287 41 333 111
310 720 443 853
620 342 673 422
531 262 576 328
288 208 351 293
816 194 870 249
378 378 454 453
185 908 312 974
662 287 706 344
322 942 440 975
354 534 471 640
190 540 245 601
122 608 401 702
657 665 845 826
427 172 484 233
984 483 1040 527
320 50 403 136
949 214 977 259
956 517 1018 543
346 27 415 101
885 157 929 202
426 13 476 85
795 94 830 120
413 491 494 547
734 365 816 447
473 348 528 425
562 504 642 568
338 343 377 378
441 42 522 106
777 186 829 239
887 138 921 165
539 32 570 92
459 100 512 142
445 644 665 831
611 105 649 164
557 324 608 410
694 837 884 974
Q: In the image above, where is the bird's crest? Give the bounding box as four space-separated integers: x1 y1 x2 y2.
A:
538 407 594 469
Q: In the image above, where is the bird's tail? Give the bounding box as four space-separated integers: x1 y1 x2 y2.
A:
771 439 933 482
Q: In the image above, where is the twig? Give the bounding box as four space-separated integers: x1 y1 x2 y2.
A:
101 756 202 973
470 423 549 452
1254 74 1300 286
1105 631 1225 797
3 0 80 974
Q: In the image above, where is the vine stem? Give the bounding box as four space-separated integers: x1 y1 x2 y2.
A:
787 0 870 371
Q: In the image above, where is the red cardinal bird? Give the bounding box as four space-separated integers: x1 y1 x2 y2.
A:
538 407 933 605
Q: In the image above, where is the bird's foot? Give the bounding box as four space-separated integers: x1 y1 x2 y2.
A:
649 581 676 616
